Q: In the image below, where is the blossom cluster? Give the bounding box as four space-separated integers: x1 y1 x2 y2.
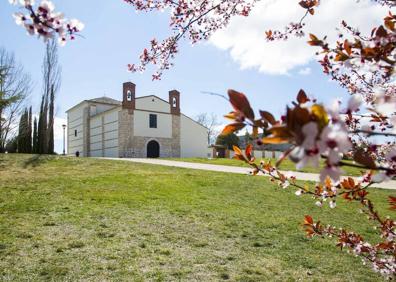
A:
308 14 396 105
9 0 84 45
304 215 396 277
265 0 318 41
225 87 396 275
124 0 258 79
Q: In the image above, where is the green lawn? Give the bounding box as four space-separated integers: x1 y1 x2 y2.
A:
166 157 365 176
0 154 393 281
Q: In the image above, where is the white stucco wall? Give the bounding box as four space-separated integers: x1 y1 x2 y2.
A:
180 114 208 158
89 104 115 116
67 102 87 156
133 110 172 138
89 115 103 157
89 108 119 158
135 96 170 113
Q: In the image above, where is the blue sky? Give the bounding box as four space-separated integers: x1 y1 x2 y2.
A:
1 0 384 153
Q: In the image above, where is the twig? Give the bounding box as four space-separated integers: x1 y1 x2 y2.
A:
201 91 229 101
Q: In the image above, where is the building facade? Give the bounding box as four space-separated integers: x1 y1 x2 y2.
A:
66 82 208 158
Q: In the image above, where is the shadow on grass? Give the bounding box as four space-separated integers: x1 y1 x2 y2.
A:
23 154 55 168
0 157 5 169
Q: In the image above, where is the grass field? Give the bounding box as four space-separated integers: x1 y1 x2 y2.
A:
0 154 393 281
166 157 365 176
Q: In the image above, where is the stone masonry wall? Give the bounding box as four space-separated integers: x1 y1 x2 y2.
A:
171 115 181 158
129 136 174 158
118 109 181 158
118 109 134 157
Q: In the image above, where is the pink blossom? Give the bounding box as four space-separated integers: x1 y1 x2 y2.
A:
9 0 83 44
318 124 352 165
347 94 363 113
329 200 336 209
295 189 303 196
290 122 320 170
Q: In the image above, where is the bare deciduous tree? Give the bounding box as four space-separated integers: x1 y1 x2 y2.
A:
38 39 61 154
0 48 31 152
195 113 221 145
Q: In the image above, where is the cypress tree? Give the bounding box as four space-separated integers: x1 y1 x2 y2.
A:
33 117 38 154
27 106 32 153
23 108 29 153
48 85 54 154
17 110 24 153
17 108 29 153
42 93 48 154
37 96 43 153
37 94 48 154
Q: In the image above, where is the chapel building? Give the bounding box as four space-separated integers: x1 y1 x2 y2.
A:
66 82 208 158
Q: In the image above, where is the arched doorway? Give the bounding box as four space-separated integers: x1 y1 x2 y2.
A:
147 140 160 158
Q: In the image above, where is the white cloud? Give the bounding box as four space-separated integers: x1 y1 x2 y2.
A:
298 67 311 76
210 0 388 75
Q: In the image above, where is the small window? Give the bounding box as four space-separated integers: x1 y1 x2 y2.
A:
149 114 157 128
127 90 132 101
74 130 77 137
172 97 177 108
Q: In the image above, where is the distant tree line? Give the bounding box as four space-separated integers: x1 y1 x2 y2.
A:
0 48 31 152
1 39 60 154
12 86 56 154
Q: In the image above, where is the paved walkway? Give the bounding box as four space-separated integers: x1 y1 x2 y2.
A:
102 158 396 190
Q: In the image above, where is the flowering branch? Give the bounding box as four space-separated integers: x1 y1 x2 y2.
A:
223 87 396 276
9 0 84 45
124 0 258 79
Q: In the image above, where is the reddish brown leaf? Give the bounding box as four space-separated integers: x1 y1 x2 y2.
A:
376 25 388 37
335 52 349 62
362 47 376 57
228 90 255 121
277 171 286 182
299 0 318 9
262 137 290 144
348 177 356 189
267 126 292 137
354 149 376 169
297 89 310 104
221 123 245 136
233 145 243 155
259 110 277 125
303 215 314 225
344 40 352 56
245 144 253 159
389 196 396 210
234 154 245 161
253 119 268 128
307 33 322 46
224 111 238 120
342 193 352 201
385 19 395 31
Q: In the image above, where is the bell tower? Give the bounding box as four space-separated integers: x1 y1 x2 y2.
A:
122 82 135 110
169 89 180 115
